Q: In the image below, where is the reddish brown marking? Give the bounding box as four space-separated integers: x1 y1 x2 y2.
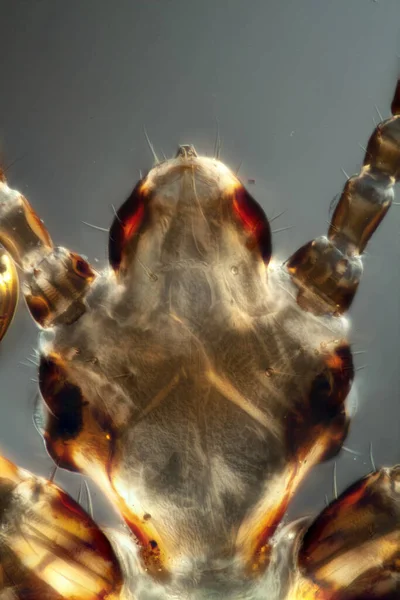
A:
22 196 53 249
25 294 51 327
298 473 384 575
391 79 400 116
54 488 121 562
108 180 147 273
70 252 95 281
39 356 168 577
39 355 88 471
232 186 272 263
250 467 298 573
107 477 169 579
123 201 145 244
287 344 353 466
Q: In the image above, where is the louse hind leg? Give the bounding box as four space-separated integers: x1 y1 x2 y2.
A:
0 455 123 599
287 466 400 599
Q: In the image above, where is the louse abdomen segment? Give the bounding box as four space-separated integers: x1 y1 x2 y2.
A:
38 353 169 580
0 455 123 599
287 79 400 316
108 154 272 279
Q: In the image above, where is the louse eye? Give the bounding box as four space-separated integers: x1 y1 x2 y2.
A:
232 186 272 263
108 181 147 273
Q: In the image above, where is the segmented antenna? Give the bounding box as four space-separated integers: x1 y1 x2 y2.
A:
287 77 400 315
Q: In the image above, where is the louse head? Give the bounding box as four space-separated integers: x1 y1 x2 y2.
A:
109 145 272 278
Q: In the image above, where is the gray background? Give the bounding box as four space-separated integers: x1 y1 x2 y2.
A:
0 0 399 525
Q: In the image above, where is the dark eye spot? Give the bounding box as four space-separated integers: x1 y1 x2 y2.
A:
39 357 85 441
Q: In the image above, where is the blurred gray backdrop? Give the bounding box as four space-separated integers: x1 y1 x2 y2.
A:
0 0 399 526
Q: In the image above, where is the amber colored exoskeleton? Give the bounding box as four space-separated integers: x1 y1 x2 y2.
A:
0 80 398 599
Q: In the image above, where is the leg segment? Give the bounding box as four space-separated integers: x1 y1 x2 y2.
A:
235 341 353 575
0 455 123 599
287 466 400 599
0 248 18 341
286 79 400 315
0 174 95 330
38 353 169 580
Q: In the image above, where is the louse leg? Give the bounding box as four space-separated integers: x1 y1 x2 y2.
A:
236 80 399 576
0 172 168 579
0 247 18 341
236 343 354 575
286 79 400 316
0 455 123 599
0 170 95 331
38 353 169 580
286 466 400 599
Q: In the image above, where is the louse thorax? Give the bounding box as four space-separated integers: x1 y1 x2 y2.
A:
109 145 273 322
36 144 353 581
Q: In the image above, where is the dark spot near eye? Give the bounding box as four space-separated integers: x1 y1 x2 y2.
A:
0 480 17 516
49 385 84 439
309 372 336 422
30 481 42 504
39 356 85 441
25 294 51 326
149 540 158 549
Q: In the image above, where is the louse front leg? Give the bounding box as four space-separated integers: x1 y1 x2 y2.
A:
0 171 170 578
0 176 125 598
0 170 95 331
286 79 400 316
0 455 123 599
